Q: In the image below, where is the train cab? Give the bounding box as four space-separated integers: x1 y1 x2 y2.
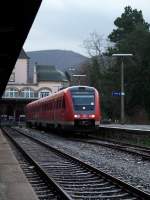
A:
68 86 101 129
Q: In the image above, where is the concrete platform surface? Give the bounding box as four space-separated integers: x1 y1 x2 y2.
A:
0 129 38 200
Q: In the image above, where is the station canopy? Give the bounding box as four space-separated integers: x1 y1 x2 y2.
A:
0 0 42 97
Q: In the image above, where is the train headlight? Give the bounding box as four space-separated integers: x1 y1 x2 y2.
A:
89 114 95 118
74 114 80 118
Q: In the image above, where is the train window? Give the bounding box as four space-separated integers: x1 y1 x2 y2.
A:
45 103 47 111
55 100 57 109
59 99 61 108
50 102 52 109
54 101 57 109
57 99 60 109
47 103 49 110
55 101 57 109
56 100 58 109
57 100 59 109
72 94 95 111
47 103 50 110
62 96 65 108
60 97 63 108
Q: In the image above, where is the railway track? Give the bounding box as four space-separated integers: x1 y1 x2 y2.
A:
8 144 60 200
2 127 150 200
70 135 150 160
16 127 150 159
3 128 72 200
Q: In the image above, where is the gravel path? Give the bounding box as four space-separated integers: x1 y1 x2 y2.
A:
18 127 150 194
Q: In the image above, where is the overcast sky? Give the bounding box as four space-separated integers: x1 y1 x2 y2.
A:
23 0 150 56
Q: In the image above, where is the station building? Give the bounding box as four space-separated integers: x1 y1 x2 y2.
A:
0 49 69 122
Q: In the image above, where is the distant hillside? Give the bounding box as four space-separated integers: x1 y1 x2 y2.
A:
27 50 88 82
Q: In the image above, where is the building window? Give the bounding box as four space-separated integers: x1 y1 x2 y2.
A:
4 88 19 98
38 89 51 98
20 88 35 98
9 72 15 82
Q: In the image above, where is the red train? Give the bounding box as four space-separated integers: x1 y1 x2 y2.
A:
26 86 101 131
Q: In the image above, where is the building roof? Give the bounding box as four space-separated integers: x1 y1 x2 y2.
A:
36 65 68 82
19 49 29 59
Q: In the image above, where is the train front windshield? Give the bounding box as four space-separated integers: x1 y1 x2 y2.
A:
72 94 95 111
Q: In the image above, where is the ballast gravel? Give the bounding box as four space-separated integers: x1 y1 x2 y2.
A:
17 127 150 194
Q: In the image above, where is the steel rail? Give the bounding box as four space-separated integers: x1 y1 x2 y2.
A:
2 128 73 200
88 135 150 151
3 127 150 199
6 140 59 200
73 135 150 160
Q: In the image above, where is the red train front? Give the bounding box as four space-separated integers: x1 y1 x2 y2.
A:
26 86 101 131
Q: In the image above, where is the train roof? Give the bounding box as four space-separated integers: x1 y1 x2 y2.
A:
26 86 97 107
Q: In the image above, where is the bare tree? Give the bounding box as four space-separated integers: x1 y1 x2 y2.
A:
83 32 105 57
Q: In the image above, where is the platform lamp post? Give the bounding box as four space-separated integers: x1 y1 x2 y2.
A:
72 74 86 85
112 54 133 124
68 67 76 85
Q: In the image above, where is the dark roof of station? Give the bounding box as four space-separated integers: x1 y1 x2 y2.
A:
0 0 42 97
36 65 68 82
19 49 29 59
